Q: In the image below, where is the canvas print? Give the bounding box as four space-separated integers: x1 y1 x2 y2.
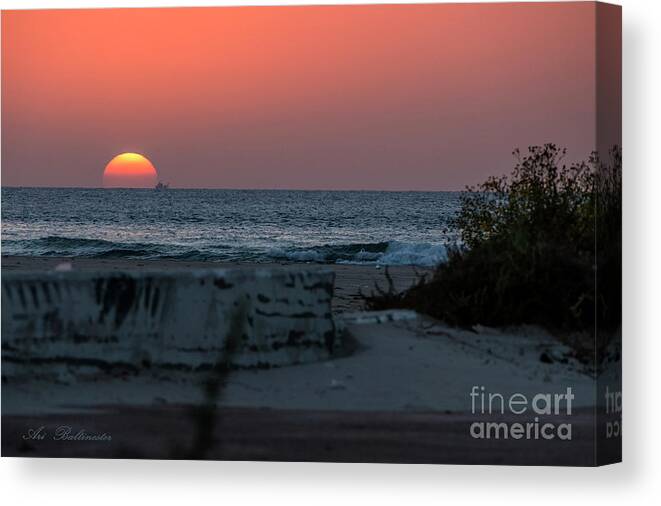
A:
1 2 621 465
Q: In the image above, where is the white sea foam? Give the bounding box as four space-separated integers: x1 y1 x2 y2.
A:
377 241 448 267
333 241 449 266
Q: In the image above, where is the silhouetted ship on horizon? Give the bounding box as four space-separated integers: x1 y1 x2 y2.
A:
155 181 170 190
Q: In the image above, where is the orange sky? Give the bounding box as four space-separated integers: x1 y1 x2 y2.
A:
1 3 619 190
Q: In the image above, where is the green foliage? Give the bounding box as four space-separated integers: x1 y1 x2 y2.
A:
456 145 595 252
366 144 621 334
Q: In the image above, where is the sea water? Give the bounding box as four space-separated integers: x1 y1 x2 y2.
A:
1 188 461 266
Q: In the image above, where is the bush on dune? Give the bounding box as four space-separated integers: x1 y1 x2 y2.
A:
365 144 622 336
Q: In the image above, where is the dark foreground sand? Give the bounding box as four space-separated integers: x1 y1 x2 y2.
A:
1 255 431 313
3 406 617 465
2 313 613 464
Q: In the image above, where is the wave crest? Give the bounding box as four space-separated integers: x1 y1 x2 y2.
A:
2 236 448 266
269 241 447 266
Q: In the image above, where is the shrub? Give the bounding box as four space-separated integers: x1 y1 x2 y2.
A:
365 144 621 334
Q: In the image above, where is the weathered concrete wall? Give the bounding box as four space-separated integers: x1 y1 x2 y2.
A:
1 268 335 377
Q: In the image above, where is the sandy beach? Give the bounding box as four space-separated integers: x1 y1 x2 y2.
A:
2 303 609 463
1 256 615 463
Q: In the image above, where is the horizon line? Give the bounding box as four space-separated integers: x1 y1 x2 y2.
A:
1 185 466 193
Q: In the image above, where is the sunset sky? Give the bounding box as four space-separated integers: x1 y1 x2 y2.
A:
1 3 618 190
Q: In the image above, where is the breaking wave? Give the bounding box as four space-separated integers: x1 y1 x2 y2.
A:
267 241 447 266
2 236 449 267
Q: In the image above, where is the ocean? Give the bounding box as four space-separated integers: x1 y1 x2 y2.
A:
1 188 461 266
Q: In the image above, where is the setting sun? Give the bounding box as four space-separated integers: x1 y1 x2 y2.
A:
103 153 157 188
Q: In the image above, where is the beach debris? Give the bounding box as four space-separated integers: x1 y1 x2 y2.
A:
3 268 336 374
